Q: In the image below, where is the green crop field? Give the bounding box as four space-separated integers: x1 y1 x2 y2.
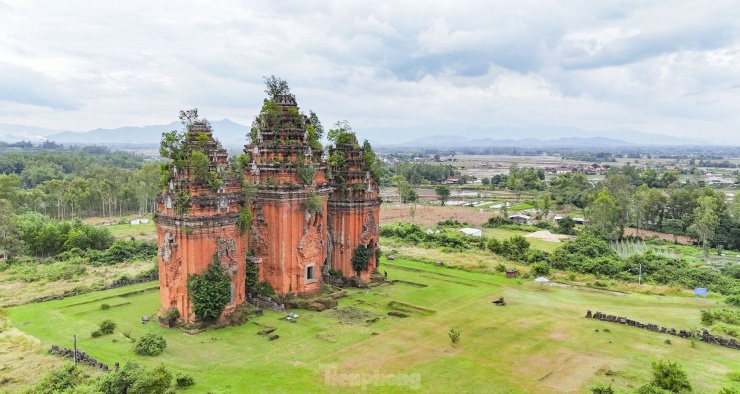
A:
5 258 740 393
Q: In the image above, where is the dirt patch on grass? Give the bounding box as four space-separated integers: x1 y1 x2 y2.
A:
538 352 610 392
387 301 436 316
329 307 378 325
525 230 572 243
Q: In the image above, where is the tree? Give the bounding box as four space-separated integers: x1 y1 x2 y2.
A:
0 199 24 261
435 185 451 206
263 75 292 99
631 184 650 236
687 196 719 256
541 194 551 218
598 174 634 229
392 175 406 204
187 261 232 322
587 190 622 241
556 216 576 235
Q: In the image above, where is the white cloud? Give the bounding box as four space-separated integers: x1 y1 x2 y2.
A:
0 0 738 143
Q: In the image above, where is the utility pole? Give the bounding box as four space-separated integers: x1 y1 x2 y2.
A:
73 334 77 365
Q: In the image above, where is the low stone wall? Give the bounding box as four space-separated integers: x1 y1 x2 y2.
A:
585 310 740 351
33 274 158 303
48 345 110 370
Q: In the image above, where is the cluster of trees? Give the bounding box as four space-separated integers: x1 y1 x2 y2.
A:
394 162 458 185
580 170 740 255
481 164 545 194
26 361 194 393
0 146 159 220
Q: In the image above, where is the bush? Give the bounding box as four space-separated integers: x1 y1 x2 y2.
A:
175 372 195 388
524 249 551 266
483 216 513 228
726 294 740 307
638 360 691 394
351 245 373 275
88 239 157 265
448 328 461 344
501 236 530 262
134 332 167 356
32 363 84 393
187 261 232 322
91 319 116 337
486 238 503 254
700 309 740 326
98 362 172 393
255 281 275 297
589 381 614 394
100 303 111 310
531 262 550 277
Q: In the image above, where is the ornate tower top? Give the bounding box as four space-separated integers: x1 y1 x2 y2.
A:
243 94 328 192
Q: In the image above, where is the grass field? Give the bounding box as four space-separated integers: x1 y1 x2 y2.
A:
5 258 740 393
106 221 156 240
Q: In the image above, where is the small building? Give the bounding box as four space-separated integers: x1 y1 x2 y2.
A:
573 217 589 225
443 176 461 185
508 214 531 224
459 228 483 237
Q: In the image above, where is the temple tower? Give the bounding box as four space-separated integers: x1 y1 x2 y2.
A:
244 94 331 295
326 136 381 281
155 122 246 322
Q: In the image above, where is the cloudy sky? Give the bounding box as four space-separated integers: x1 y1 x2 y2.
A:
1 1 739 143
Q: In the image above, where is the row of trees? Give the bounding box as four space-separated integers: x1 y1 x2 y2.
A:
0 149 159 220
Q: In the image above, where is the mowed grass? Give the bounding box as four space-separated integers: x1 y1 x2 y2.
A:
6 259 740 393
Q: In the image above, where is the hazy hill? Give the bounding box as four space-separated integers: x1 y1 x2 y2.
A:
44 119 248 146
1 120 713 148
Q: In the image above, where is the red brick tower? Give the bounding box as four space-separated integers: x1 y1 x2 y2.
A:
244 95 331 295
326 135 381 281
155 122 246 322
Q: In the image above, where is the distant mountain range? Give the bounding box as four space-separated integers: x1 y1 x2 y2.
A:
372 126 712 148
0 121 714 148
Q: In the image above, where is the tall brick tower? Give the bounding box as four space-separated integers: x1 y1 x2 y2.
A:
326 134 381 281
155 121 246 322
244 94 331 295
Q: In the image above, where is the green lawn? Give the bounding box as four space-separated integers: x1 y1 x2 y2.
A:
6 259 740 393
106 221 156 239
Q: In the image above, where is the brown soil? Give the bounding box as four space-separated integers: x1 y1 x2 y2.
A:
380 204 491 227
623 228 693 245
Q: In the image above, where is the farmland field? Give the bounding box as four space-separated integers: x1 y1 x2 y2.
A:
5 258 739 393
